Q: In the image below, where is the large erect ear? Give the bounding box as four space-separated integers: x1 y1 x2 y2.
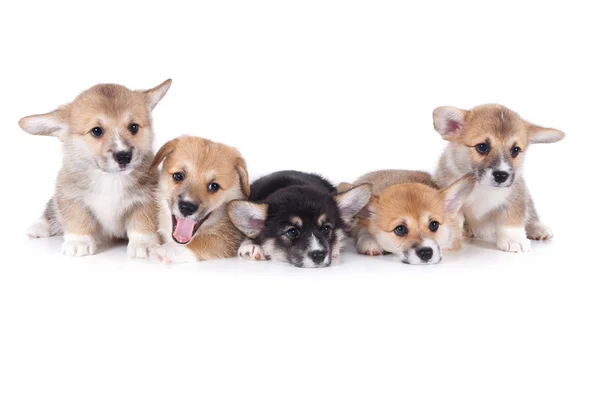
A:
234 157 251 197
144 79 172 111
526 122 565 144
227 201 268 238
334 184 372 224
151 138 179 169
441 173 476 215
19 109 69 139
433 106 468 141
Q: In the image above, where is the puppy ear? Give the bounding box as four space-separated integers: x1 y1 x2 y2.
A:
19 110 69 140
235 157 251 197
334 184 372 224
433 106 468 141
227 201 268 238
526 122 565 144
144 79 172 111
359 195 378 220
336 182 354 193
151 138 179 170
441 173 476 215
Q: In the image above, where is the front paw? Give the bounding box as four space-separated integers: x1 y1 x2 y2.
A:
127 232 161 259
497 237 531 253
357 236 384 256
62 235 97 257
238 241 268 260
526 222 553 241
149 242 198 264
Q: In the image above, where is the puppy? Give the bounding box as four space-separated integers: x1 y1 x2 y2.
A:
432 104 565 252
340 170 475 264
19 79 172 257
149 136 250 264
227 171 371 268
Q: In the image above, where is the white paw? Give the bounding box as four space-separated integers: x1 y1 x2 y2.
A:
127 232 161 259
497 237 531 253
238 241 268 260
27 218 51 238
62 235 97 257
149 242 198 264
357 236 384 256
526 222 553 241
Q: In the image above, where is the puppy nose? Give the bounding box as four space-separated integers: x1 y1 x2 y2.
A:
114 151 132 166
416 247 433 261
493 171 509 183
178 201 199 216
309 250 326 264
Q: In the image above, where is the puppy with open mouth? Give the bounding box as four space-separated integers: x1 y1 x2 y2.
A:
19 79 172 257
227 171 371 268
432 104 565 252
149 136 250 264
340 170 475 264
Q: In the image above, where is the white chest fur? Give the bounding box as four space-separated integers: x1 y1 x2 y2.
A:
464 184 512 220
83 171 146 238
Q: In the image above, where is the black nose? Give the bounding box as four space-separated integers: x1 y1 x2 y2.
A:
309 250 326 264
493 171 509 183
416 247 433 261
114 151 132 166
178 201 199 216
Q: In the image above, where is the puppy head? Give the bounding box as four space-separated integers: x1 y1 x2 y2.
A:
368 174 475 264
153 136 250 245
19 79 172 173
433 104 565 187
228 184 371 268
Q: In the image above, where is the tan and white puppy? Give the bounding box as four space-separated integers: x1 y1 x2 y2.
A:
341 171 475 264
149 136 250 264
432 104 565 253
19 79 172 257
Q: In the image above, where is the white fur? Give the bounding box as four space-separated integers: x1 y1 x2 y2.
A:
127 232 160 259
496 226 531 253
27 217 51 238
526 221 553 241
357 228 384 255
238 238 268 261
62 234 97 257
464 184 512 220
149 242 198 264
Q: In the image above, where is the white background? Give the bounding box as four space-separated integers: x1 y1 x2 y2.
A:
1 1 598 397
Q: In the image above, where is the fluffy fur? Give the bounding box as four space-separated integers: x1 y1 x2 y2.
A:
432 104 565 253
227 171 371 268
340 170 475 264
150 136 250 264
20 79 172 257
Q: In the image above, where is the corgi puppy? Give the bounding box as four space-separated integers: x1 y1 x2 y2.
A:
340 171 475 264
432 104 565 253
19 79 172 257
149 136 250 264
227 171 371 268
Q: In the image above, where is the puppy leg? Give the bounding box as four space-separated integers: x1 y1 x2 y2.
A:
495 206 530 253
126 201 161 259
149 242 198 264
238 238 268 261
56 197 99 256
27 199 62 238
525 195 553 241
356 227 384 256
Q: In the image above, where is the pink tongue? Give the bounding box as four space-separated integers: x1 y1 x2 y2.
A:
173 217 195 243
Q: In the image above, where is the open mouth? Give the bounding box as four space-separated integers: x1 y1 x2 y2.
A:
171 213 211 244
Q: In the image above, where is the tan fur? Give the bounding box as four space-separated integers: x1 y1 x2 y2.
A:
153 136 250 260
432 104 565 252
343 170 475 260
19 79 171 257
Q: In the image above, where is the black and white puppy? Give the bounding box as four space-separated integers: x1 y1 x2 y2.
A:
227 171 371 268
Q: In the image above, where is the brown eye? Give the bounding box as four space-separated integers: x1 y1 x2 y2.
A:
429 221 439 232
128 123 139 134
394 225 408 236
511 146 521 158
173 172 184 182
207 182 220 193
90 127 103 138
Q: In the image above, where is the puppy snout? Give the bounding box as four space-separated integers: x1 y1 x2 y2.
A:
416 247 433 262
178 201 199 216
114 151 132 166
309 250 327 264
492 171 509 184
